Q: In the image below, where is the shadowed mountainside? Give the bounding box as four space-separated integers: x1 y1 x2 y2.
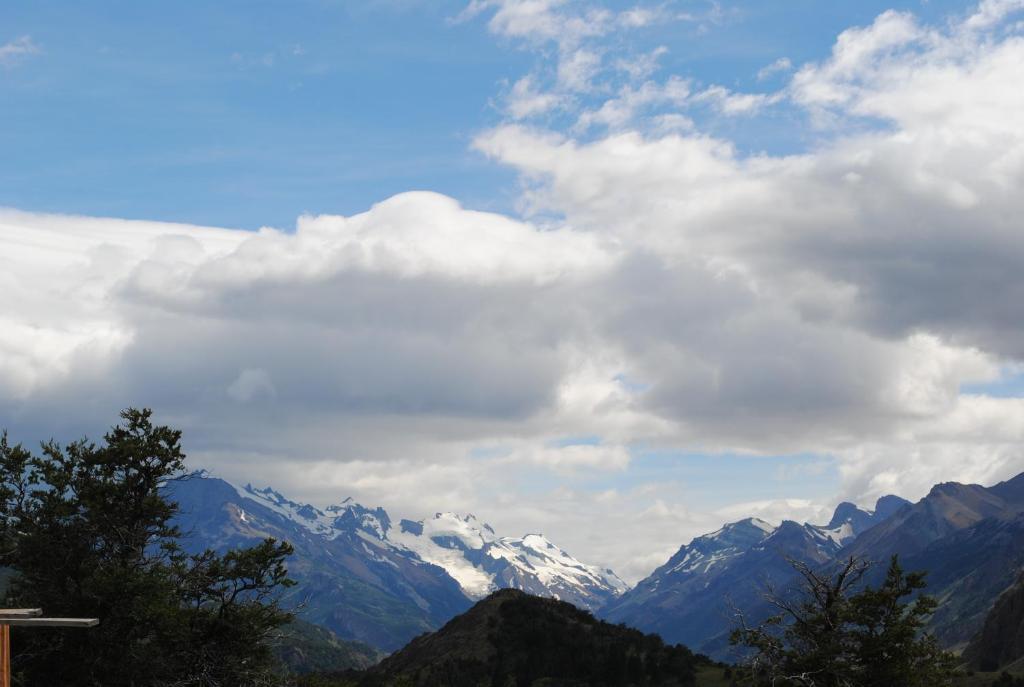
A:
963 573 1024 672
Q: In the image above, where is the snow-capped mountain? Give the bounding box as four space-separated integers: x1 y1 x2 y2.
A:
167 475 626 650
235 483 393 542
600 496 910 658
811 494 910 546
237 484 626 611
168 477 470 652
655 517 776 580
390 512 628 610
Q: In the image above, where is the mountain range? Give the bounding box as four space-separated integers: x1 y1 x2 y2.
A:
170 471 1024 670
600 494 911 656
167 475 625 651
601 473 1024 662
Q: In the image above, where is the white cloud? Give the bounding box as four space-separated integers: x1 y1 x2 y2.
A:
790 10 925 111
471 2 1024 523
964 0 1024 30
462 0 687 121
574 77 690 131
557 48 602 91
692 85 779 115
506 75 565 118
714 498 833 528
0 35 41 68
464 0 613 48
757 56 792 81
614 46 668 81
618 6 671 29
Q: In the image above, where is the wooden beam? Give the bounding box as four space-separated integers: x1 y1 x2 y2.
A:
2 618 99 628
0 610 42 619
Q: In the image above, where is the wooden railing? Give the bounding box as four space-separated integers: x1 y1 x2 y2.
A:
0 609 99 687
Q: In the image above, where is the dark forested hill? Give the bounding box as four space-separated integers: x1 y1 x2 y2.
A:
359 589 700 687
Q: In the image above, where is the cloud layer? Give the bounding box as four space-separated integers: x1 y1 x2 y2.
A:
3 2 1024 581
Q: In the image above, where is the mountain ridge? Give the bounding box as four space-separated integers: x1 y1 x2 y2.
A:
600 472 1024 660
167 474 625 650
599 495 912 657
172 470 1024 663
168 475 471 651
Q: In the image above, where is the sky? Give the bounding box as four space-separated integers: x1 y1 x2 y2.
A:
2 0 1024 583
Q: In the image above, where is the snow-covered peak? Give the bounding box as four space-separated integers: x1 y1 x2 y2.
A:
811 495 910 546
414 512 499 550
328 501 392 540
810 521 855 546
520 533 554 548
389 513 626 606
232 482 390 540
234 482 339 537
497 534 630 596
224 479 625 610
662 517 777 577
699 517 776 549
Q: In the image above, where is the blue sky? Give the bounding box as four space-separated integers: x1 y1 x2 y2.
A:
1 2 521 227
3 0 1024 581
0 0 981 228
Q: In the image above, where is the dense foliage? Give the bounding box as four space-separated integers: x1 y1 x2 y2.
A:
730 555 957 687
0 409 296 687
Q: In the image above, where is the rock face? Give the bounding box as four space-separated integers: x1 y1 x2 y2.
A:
963 574 1024 671
362 589 699 687
166 475 626 650
600 496 911 657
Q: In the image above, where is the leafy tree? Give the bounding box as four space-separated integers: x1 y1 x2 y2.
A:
730 555 956 687
0 408 295 687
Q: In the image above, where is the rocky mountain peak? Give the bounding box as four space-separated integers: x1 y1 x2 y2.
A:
874 494 911 519
826 501 871 529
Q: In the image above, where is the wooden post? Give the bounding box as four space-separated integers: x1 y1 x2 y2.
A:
1 623 9 687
